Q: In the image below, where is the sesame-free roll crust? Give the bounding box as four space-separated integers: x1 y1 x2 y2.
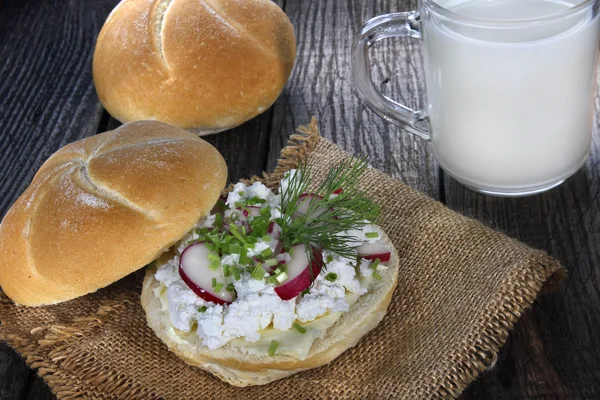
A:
0 121 227 306
93 0 296 134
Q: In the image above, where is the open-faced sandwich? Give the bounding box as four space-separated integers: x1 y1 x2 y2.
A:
0 120 399 387
142 159 399 386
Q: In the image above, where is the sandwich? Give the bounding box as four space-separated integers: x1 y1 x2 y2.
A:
0 120 399 386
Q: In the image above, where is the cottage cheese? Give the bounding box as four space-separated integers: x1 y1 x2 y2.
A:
154 179 389 353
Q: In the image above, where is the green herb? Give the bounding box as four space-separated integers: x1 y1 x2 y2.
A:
198 306 207 313
209 259 220 271
372 271 382 280
264 258 278 267
301 288 310 296
261 248 273 258
231 266 242 280
223 265 231 277
251 264 266 280
370 259 381 270
214 283 224 292
325 272 338 282
211 278 217 288
214 213 223 229
326 255 334 263
226 283 235 292
267 340 279 356
262 235 272 242
278 158 380 277
275 271 288 283
365 232 379 239
293 322 306 334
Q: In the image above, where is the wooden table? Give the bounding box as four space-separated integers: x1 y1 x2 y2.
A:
1 0 599 398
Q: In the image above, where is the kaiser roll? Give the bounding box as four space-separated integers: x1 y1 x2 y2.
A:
0 121 227 306
92 0 297 134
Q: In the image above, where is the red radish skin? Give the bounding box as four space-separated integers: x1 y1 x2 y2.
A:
179 266 230 305
179 242 235 304
357 241 391 263
361 253 391 263
275 244 324 300
267 221 282 240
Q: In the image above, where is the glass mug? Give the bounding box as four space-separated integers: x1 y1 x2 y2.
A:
352 0 600 196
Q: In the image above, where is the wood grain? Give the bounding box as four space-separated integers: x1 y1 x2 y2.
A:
450 69 600 399
0 1 118 399
269 0 440 199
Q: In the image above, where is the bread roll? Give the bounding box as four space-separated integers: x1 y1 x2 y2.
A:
93 0 296 134
0 121 227 306
141 231 399 386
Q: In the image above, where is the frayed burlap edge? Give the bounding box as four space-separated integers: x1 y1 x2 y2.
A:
0 118 565 399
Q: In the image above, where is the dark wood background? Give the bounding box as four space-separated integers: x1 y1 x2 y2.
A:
1 0 599 398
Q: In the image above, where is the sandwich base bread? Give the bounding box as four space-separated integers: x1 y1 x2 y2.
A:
141 230 399 387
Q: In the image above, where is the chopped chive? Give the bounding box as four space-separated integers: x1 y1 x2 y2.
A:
211 278 217 288
251 264 266 280
326 255 334 263
260 206 271 216
293 322 306 334
370 259 381 270
365 232 379 239
261 248 273 258
229 225 247 244
264 258 278 267
207 253 220 261
275 271 288 283
231 266 242 280
325 272 338 282
226 283 235 292
301 288 310 296
262 235 272 242
214 283 224 292
228 243 241 254
267 340 279 356
372 271 382 280
237 191 245 196
244 243 255 249
223 265 231 277
198 306 207 313
209 259 220 271
215 213 223 229
234 201 246 208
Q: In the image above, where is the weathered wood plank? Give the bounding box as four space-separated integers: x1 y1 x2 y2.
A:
451 70 600 399
269 0 439 199
0 342 30 400
0 1 120 399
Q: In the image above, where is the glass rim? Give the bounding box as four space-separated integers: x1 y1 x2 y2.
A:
422 0 597 27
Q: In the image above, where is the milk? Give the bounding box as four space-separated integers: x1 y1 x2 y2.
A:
423 0 600 193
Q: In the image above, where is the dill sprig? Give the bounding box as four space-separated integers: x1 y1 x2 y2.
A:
278 157 381 260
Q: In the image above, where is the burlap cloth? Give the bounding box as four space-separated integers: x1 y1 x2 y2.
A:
0 120 565 399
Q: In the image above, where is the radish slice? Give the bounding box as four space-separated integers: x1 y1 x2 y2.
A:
274 244 323 300
267 221 282 240
357 241 391 263
294 194 325 218
330 188 344 199
179 242 235 304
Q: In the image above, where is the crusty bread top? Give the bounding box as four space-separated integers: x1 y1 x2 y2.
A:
93 0 296 134
0 121 227 306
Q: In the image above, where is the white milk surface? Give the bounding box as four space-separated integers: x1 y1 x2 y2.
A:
423 0 600 192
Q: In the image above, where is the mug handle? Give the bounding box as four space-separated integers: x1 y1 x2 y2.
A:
352 12 430 140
